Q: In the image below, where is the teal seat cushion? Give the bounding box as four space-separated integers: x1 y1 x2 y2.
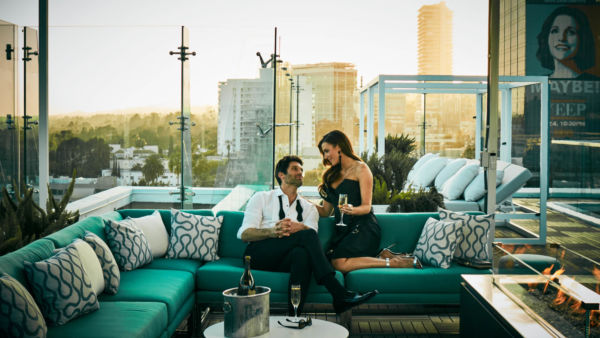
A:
0 239 55 286
118 209 213 235
215 211 247 258
142 258 203 275
498 254 562 274
47 301 167 338
44 216 107 247
98 269 194 323
345 265 491 294
196 257 344 295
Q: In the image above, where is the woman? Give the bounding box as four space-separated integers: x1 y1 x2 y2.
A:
315 130 418 273
536 6 597 79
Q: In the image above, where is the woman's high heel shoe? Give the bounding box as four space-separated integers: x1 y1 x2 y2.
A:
376 244 405 260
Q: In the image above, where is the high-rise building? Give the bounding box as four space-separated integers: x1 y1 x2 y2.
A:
418 1 453 75
292 62 358 148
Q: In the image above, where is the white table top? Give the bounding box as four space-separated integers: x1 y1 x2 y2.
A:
203 315 349 338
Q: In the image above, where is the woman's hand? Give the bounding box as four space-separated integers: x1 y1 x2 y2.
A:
340 204 355 215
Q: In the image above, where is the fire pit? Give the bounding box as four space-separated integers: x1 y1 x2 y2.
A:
460 243 600 338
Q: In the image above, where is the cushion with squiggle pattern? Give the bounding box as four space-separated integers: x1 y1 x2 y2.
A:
104 219 153 271
0 273 47 337
83 231 120 294
413 217 462 269
24 244 99 326
167 209 223 261
439 208 492 262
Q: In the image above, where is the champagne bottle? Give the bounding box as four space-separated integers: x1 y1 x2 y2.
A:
237 256 256 296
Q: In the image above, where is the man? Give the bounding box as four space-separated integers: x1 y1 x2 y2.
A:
237 155 378 315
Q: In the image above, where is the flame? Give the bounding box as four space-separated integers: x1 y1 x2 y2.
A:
560 250 566 260
569 300 586 315
593 266 600 281
543 266 565 294
592 310 599 327
553 289 567 306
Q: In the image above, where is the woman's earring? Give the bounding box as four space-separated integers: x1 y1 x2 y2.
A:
338 151 342 162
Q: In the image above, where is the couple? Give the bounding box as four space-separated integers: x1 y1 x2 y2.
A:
237 130 416 316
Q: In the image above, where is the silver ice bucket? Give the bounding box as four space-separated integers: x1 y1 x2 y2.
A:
223 286 270 338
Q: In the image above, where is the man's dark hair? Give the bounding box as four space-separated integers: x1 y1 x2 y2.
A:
275 155 303 185
536 6 595 72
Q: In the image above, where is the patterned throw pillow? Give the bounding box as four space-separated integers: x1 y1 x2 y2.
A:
167 209 223 261
0 273 47 338
83 231 120 294
24 244 99 326
413 217 462 269
104 219 153 271
439 208 493 262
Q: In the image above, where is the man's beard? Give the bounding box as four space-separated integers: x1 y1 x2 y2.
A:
285 175 303 187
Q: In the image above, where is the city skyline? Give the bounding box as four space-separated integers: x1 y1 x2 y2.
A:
1 0 488 114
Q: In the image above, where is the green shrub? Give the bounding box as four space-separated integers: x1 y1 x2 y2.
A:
0 172 79 255
372 177 393 204
387 187 445 213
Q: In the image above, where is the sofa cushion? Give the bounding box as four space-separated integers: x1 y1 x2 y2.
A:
442 163 480 200
105 219 153 271
0 239 55 286
405 153 438 190
24 243 99 326
64 239 105 296
196 257 344 295
117 209 214 235
216 211 248 259
83 232 120 295
463 169 504 202
435 158 467 191
376 213 439 253
44 216 107 248
126 210 169 258
98 268 194 323
439 209 492 262
442 200 482 212
142 258 202 276
46 301 167 338
410 157 448 189
345 265 490 294
413 218 462 269
167 209 222 261
0 273 47 338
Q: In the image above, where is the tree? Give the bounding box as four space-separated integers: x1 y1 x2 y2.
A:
142 154 164 184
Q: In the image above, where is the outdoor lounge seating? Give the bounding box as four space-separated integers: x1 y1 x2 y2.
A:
0 208 492 337
405 154 533 212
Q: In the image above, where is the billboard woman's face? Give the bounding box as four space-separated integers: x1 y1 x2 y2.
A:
548 14 579 61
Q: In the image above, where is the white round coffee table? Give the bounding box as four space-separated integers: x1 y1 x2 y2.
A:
203 315 348 337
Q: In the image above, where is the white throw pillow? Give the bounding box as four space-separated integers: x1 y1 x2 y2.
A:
442 163 480 200
463 169 505 202
55 239 105 295
406 153 438 183
411 157 448 189
167 209 223 261
71 239 105 296
439 208 493 262
127 211 169 258
435 158 467 191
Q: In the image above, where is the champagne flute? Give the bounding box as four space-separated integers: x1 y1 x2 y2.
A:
290 284 301 321
336 194 348 226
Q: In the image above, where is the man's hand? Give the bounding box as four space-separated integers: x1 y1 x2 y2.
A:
276 218 306 236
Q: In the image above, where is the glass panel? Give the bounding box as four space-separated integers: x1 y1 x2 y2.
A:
180 26 193 209
0 20 18 193
23 26 39 200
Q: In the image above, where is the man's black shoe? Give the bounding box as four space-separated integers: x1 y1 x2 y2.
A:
333 289 379 314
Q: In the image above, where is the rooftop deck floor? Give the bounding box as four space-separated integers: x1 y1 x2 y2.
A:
196 198 600 337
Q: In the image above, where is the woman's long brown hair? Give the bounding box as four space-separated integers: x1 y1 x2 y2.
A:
317 130 361 195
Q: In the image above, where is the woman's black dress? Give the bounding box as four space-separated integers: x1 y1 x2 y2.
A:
320 179 381 259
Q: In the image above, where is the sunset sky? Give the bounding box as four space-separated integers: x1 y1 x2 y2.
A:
1 0 488 114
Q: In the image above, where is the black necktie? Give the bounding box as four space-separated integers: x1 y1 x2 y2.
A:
278 195 303 222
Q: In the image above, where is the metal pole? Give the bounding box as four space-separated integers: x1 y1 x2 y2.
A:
22 28 27 191
296 75 300 155
289 79 292 154
39 0 50 209
421 93 427 156
180 27 185 208
271 27 277 189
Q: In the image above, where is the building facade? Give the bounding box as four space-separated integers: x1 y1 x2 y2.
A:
417 1 453 75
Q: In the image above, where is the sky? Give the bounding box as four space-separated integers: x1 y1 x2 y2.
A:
0 0 489 114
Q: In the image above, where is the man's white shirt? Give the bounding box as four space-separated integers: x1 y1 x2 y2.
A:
237 188 319 239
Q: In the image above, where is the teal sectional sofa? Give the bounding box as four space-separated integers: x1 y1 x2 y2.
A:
0 209 490 337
